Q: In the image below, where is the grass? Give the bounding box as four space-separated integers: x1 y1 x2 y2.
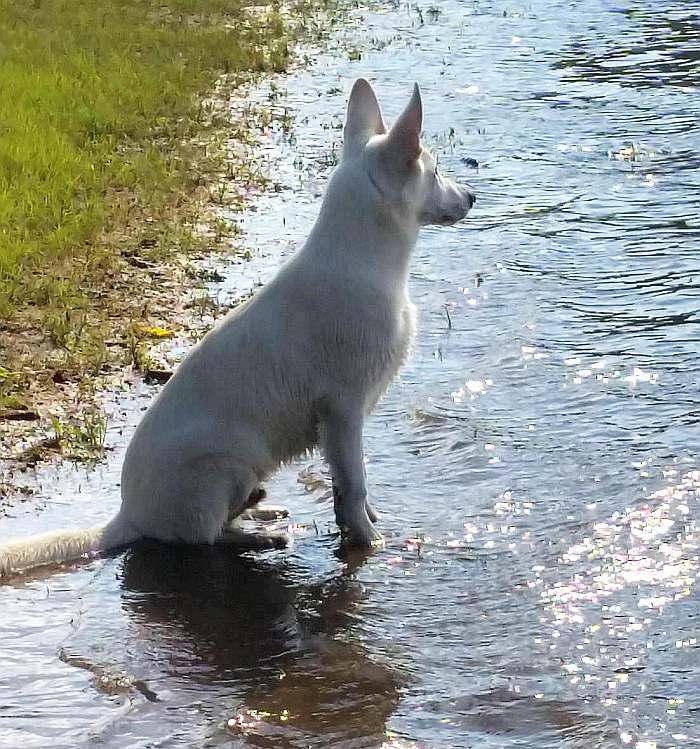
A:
0 0 315 304
0 0 341 468
49 406 107 463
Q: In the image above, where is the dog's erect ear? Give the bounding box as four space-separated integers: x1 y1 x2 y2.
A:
387 83 422 161
343 78 386 159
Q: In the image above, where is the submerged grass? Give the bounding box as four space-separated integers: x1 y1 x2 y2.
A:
0 0 341 468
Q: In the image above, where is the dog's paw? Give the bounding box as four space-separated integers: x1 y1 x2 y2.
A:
341 519 384 549
239 504 289 522
218 527 290 550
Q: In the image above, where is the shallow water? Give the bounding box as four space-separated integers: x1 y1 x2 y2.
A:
2 1 699 747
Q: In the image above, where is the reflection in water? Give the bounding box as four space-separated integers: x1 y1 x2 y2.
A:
423 687 609 744
118 542 401 747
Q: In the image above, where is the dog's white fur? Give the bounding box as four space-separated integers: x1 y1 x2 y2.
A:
0 79 474 578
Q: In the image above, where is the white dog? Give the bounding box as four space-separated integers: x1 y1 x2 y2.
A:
0 79 475 577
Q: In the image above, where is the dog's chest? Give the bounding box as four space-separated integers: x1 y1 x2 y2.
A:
358 300 416 406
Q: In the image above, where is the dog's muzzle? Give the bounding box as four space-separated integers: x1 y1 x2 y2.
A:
438 186 476 224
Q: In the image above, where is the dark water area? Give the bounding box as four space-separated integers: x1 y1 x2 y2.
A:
1 1 699 747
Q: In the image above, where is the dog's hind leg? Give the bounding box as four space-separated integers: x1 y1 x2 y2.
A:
320 405 383 547
228 486 289 523
220 475 290 548
246 486 267 506
227 486 264 523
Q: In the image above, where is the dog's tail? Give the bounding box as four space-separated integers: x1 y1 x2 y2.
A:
0 514 139 579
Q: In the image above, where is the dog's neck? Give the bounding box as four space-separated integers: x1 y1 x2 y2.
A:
306 171 419 286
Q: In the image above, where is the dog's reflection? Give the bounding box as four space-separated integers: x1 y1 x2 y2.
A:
119 540 400 746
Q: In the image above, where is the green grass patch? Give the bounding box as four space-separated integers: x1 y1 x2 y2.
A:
0 0 327 312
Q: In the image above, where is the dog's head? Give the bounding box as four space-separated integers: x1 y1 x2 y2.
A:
342 78 475 227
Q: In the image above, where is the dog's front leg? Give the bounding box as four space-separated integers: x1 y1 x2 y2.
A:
320 407 383 547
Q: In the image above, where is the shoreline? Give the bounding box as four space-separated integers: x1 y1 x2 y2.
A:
0 0 348 503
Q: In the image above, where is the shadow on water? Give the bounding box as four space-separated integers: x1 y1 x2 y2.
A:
114 541 401 747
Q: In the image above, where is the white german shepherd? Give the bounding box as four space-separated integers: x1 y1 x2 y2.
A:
0 79 475 577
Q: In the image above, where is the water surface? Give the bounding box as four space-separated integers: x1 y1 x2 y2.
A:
1 1 699 747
